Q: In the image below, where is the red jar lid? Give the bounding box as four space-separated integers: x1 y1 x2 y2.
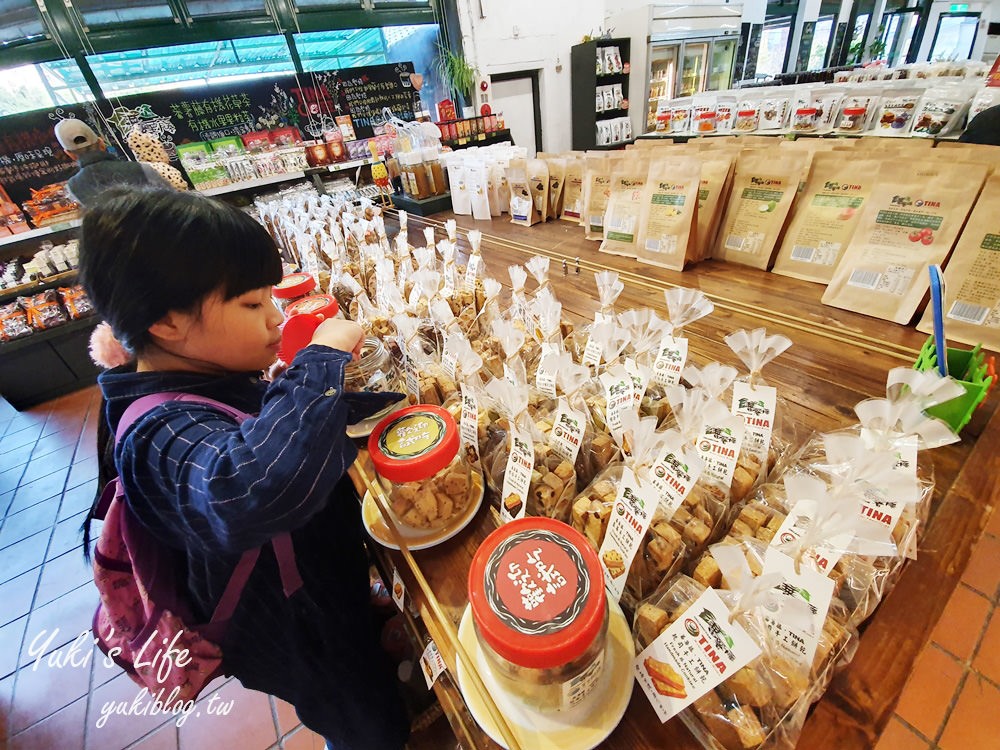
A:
368 405 459 483
285 293 339 319
843 107 866 115
468 517 606 670
796 108 818 116
273 273 316 299
737 109 757 117
695 111 717 119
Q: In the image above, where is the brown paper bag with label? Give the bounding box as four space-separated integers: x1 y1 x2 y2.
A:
694 151 737 261
636 156 702 270
822 161 988 324
561 155 587 223
582 154 619 240
712 150 807 269
600 154 650 258
507 158 538 226
916 174 1000 349
772 154 884 284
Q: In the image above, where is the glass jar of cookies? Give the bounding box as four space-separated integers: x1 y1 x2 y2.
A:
344 337 402 394
468 517 609 713
368 405 482 531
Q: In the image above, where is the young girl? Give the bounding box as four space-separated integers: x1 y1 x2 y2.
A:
80 188 409 750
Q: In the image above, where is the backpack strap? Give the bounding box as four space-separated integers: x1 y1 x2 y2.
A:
108 391 303 622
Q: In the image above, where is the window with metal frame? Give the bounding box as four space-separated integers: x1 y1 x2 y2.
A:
0 0 47 46
68 0 176 29
0 60 94 116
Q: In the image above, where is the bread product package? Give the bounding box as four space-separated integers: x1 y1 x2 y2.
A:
546 156 567 219
583 154 617 240
527 158 550 222
822 161 988 324
772 154 883 283
506 158 538 226
600 155 650 258
446 154 472 215
636 156 702 271
910 84 974 138
694 151 736 261
870 87 923 136
713 150 806 270
467 160 492 221
560 154 586 222
916 174 1000 349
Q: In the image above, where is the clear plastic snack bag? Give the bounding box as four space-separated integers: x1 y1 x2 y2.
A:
565 270 625 364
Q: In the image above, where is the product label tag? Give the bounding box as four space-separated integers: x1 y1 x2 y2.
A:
442 263 456 297
464 254 482 289
731 381 777 480
550 399 586 464
852 485 901 556
600 369 635 443
769 499 852 575
597 467 657 601
419 640 447 688
761 549 835 668
652 336 688 387
391 567 407 612
404 355 420 401
624 357 650 408
634 588 762 722
696 417 745 488
460 387 481 462
442 352 458 381
500 428 534 523
650 444 704 519
582 335 603 367
562 649 605 709
536 348 559 398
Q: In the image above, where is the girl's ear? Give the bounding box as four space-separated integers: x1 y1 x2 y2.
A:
147 310 193 342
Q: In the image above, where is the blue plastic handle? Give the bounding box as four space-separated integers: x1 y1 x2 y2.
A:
929 265 948 377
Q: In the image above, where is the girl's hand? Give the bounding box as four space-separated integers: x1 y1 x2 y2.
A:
311 319 364 359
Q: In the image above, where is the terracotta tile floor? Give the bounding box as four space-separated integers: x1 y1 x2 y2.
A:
0 387 458 750
1 386 997 749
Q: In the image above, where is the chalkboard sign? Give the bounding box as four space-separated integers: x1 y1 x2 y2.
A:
99 63 418 162
0 104 108 206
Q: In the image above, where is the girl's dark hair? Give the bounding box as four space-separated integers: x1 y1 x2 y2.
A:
78 188 283 352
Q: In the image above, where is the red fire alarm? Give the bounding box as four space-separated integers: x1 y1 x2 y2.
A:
480 80 489 92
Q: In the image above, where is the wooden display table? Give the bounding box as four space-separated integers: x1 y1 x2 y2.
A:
356 210 1000 750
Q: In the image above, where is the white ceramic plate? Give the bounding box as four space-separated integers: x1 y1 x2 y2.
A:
346 396 409 440
455 599 635 750
361 474 484 551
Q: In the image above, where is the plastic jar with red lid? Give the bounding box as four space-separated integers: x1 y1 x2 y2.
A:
273 272 316 311
793 107 818 132
285 293 340 320
735 108 759 132
368 405 482 531
468 517 609 712
838 106 868 132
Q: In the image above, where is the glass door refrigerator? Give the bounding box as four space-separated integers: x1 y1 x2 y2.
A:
647 44 679 131
645 36 739 130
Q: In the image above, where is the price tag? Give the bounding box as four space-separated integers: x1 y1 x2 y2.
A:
597 467 657 601
500 428 533 523
391 567 406 612
600 369 635 442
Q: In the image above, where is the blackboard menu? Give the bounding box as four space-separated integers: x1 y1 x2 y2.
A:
0 104 107 206
99 62 418 162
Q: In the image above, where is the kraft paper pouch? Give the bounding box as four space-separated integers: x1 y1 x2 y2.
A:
600 155 649 257
916 173 1000 349
546 156 567 219
713 150 806 269
772 154 883 284
507 158 538 226
561 155 586 223
527 158 550 223
467 161 492 221
693 151 736 261
446 156 471 215
583 154 617 240
636 156 702 271
823 161 988 324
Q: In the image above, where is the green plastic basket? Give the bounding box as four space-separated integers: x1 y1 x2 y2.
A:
913 336 994 433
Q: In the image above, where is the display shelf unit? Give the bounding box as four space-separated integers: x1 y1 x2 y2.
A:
196 170 308 196
571 37 632 151
0 220 97 411
442 129 513 150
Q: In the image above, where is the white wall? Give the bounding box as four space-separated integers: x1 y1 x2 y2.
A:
456 0 606 153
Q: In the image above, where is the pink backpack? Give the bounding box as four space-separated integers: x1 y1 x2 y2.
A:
91 392 302 707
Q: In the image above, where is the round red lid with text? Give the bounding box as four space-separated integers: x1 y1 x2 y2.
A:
468 517 606 670
273 273 316 299
368 405 459 483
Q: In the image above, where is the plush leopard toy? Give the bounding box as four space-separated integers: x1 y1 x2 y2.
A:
126 130 188 190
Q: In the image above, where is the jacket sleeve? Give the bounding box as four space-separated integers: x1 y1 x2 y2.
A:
139 163 173 190
118 346 370 554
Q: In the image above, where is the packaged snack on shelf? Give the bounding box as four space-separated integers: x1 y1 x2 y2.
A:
834 89 881 134
546 156 567 219
19 289 68 331
823 160 988 324
692 95 718 134
601 154 649 258
565 270 626 365
910 84 974 137
671 98 693 134
440 330 491 463
915 174 1000 349
646 288 715 391
968 87 1000 121
57 285 93 320
693 151 737 262
507 158 539 227
871 88 923 136
772 154 882 285
636 156 702 271
725 328 795 487
582 154 618 238
758 94 791 131
0 301 32 342
527 158 550 223
716 96 737 134
713 150 807 271
561 155 587 223
619 309 674 425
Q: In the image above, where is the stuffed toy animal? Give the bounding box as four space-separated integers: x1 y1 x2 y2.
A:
126 130 188 190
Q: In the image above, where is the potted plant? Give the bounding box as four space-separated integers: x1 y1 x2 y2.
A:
436 43 479 116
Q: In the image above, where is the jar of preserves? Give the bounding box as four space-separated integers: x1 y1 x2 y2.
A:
468 517 609 712
272 272 316 311
838 106 868 132
344 337 402 394
792 107 818 132
368 405 482 531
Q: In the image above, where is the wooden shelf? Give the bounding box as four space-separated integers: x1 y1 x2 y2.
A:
0 219 81 249
195 171 307 196
0 270 78 305
0 314 98 355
